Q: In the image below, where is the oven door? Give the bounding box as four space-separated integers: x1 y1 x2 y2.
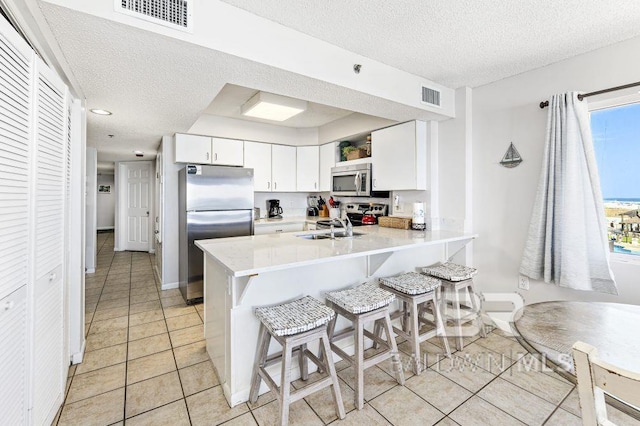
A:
331 169 370 196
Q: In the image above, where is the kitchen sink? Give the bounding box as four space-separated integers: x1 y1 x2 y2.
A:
296 232 364 240
297 234 332 240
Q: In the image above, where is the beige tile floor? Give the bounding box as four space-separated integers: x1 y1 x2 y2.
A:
53 231 640 426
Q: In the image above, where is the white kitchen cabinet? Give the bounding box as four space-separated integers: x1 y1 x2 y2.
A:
254 222 304 235
211 137 244 166
175 134 243 166
296 146 319 191
271 144 296 192
244 141 272 191
371 121 427 190
175 133 211 164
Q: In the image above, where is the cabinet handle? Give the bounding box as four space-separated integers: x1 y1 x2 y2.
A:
314 182 317 189
274 182 277 190
49 273 57 282
3 300 14 311
214 153 218 161
373 178 377 188
206 152 210 161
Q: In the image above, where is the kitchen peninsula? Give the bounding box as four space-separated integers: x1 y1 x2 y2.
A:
195 226 475 407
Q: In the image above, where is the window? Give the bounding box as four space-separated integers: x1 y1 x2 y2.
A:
590 100 640 256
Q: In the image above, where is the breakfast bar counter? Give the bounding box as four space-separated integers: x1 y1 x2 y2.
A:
195 227 475 406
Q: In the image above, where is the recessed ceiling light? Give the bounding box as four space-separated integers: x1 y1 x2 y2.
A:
90 109 112 115
241 92 307 122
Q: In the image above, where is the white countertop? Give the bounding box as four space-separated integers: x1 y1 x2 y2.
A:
195 226 476 277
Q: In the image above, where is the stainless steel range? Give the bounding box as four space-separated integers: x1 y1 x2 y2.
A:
344 203 388 226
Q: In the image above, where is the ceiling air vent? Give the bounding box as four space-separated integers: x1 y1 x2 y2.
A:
421 86 441 107
116 0 193 32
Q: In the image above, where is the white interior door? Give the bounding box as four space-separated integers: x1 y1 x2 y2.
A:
123 162 152 251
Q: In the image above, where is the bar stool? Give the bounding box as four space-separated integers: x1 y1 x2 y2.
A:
422 262 485 351
249 296 345 426
379 272 450 374
324 283 405 410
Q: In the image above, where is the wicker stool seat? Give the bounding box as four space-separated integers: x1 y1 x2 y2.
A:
422 262 485 351
250 296 345 425
325 283 404 409
379 273 450 374
422 262 478 282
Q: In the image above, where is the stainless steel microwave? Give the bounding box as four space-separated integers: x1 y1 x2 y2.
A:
331 163 379 197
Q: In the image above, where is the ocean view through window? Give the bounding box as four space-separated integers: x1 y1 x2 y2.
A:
591 100 640 256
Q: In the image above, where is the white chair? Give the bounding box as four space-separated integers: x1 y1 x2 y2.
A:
572 341 640 426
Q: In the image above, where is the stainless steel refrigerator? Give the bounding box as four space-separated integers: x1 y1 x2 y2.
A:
179 164 254 303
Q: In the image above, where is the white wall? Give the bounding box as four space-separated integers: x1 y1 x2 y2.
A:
472 35 640 305
439 87 472 234
160 135 183 290
85 147 97 273
96 173 115 230
68 98 86 363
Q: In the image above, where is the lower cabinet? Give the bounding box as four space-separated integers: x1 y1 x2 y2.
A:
254 222 305 235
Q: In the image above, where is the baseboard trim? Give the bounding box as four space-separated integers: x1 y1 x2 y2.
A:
71 340 86 365
162 281 179 291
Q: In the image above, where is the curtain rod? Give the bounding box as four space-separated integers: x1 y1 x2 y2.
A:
538 80 640 109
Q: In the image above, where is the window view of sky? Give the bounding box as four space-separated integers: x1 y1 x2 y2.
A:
591 101 640 200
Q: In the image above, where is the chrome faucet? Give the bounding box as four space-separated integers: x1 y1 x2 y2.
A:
330 216 353 239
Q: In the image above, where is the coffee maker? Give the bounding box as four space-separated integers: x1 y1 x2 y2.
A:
267 199 283 219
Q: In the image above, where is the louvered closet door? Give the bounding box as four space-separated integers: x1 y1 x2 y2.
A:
0 286 28 425
32 58 67 426
0 16 33 425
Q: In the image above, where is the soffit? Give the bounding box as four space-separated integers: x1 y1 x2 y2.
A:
220 0 640 89
38 3 437 162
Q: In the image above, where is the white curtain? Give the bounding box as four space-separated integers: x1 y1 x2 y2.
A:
520 92 617 294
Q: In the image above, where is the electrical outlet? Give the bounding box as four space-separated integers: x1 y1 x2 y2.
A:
518 275 530 290
395 203 404 213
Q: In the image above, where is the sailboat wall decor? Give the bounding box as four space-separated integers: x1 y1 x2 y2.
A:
500 142 522 168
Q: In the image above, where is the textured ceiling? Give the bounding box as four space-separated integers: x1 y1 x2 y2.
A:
37 1 640 163
220 0 640 89
38 3 437 163
203 84 354 128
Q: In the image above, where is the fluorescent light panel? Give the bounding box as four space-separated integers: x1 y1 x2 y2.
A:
241 92 307 121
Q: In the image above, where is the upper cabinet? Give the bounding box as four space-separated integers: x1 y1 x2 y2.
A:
319 143 335 192
175 133 243 166
271 145 296 192
296 146 319 191
371 121 427 191
244 141 272 191
211 137 244 166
